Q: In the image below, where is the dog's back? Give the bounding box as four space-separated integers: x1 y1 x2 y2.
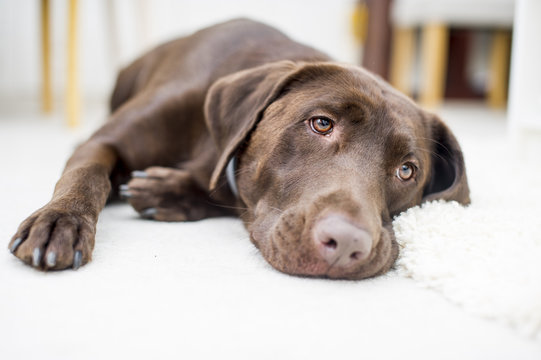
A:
110 19 330 113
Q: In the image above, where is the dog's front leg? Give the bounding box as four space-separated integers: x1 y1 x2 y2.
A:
8 141 117 270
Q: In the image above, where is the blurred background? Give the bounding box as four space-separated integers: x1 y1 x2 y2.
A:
0 0 539 137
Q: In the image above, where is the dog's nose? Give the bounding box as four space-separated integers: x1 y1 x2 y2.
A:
313 215 373 268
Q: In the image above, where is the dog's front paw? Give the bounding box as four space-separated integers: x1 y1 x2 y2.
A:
120 167 194 222
120 166 231 221
9 206 95 270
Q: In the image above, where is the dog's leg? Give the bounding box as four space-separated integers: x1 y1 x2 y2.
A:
8 141 117 270
9 86 218 269
120 166 235 222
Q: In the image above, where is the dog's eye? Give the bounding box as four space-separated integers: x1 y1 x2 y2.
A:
396 163 415 181
309 117 334 135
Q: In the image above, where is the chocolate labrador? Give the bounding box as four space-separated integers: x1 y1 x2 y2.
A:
8 19 469 279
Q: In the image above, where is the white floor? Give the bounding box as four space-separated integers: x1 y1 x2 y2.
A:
1 101 540 359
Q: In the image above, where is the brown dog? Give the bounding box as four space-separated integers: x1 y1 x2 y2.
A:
8 19 469 279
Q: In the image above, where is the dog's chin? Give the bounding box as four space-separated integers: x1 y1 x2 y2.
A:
250 211 399 280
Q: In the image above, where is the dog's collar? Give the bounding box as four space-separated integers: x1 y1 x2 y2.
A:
226 156 239 198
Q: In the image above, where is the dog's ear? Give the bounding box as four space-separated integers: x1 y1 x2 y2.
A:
204 60 300 191
422 115 470 205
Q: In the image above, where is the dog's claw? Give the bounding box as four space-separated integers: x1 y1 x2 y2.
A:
73 251 82 270
119 184 132 199
46 252 57 267
141 208 157 219
9 237 23 253
32 248 41 267
131 170 148 179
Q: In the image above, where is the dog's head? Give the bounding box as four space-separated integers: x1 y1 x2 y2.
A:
205 61 469 279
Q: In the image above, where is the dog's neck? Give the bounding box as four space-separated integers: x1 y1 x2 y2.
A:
226 156 239 198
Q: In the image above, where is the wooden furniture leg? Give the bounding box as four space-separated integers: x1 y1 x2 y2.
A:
390 26 416 97
420 23 449 108
362 0 392 79
488 29 511 108
66 0 80 127
41 0 52 113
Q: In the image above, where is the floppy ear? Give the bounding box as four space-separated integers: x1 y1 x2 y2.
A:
204 60 300 190
422 115 470 205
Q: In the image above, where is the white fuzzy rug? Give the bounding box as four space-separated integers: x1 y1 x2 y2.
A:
393 106 541 341
394 200 541 339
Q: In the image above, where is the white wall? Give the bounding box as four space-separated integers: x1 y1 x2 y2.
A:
508 0 541 133
0 0 360 104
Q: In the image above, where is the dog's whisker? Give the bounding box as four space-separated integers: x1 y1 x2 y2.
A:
268 206 284 214
412 146 448 162
415 137 453 156
206 202 249 212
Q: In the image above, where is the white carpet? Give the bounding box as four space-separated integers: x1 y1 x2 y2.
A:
1 103 540 359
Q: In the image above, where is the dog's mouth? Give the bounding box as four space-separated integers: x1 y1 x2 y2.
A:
248 207 398 280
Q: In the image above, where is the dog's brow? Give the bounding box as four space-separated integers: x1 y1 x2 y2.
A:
385 131 415 160
298 100 364 121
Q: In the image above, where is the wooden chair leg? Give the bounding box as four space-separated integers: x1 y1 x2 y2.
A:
41 0 52 113
420 23 449 108
66 0 80 127
390 26 416 97
488 29 511 108
362 0 392 78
